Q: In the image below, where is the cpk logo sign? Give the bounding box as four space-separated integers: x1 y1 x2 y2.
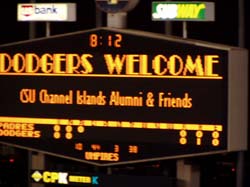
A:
17 3 76 22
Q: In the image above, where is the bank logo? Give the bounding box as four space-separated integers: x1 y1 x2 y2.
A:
20 5 33 17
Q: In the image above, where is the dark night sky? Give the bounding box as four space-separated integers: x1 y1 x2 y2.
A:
0 0 249 49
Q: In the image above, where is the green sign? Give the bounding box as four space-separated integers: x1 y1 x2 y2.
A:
152 1 215 21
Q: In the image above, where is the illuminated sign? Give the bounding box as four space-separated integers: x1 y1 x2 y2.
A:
0 28 248 166
31 170 99 185
17 3 76 21
152 1 215 21
30 170 175 186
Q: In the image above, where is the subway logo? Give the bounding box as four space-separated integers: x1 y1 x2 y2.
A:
152 2 214 21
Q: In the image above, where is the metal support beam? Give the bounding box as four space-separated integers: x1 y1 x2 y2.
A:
107 12 127 29
177 160 200 187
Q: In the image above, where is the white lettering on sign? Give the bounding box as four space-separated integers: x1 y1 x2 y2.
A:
153 4 178 19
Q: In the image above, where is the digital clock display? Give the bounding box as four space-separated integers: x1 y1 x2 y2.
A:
0 27 247 166
89 33 122 47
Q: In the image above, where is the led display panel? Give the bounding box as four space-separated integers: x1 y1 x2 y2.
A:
0 28 248 166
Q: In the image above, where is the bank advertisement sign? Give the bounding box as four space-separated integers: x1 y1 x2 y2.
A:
17 3 76 21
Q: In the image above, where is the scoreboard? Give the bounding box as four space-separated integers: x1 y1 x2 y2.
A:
0 28 248 166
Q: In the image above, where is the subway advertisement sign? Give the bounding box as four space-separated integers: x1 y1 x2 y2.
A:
0 28 248 166
152 1 215 21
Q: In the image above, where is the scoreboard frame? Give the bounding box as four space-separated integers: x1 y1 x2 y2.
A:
0 27 248 166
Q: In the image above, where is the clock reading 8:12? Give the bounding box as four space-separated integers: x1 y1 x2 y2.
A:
89 33 122 48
